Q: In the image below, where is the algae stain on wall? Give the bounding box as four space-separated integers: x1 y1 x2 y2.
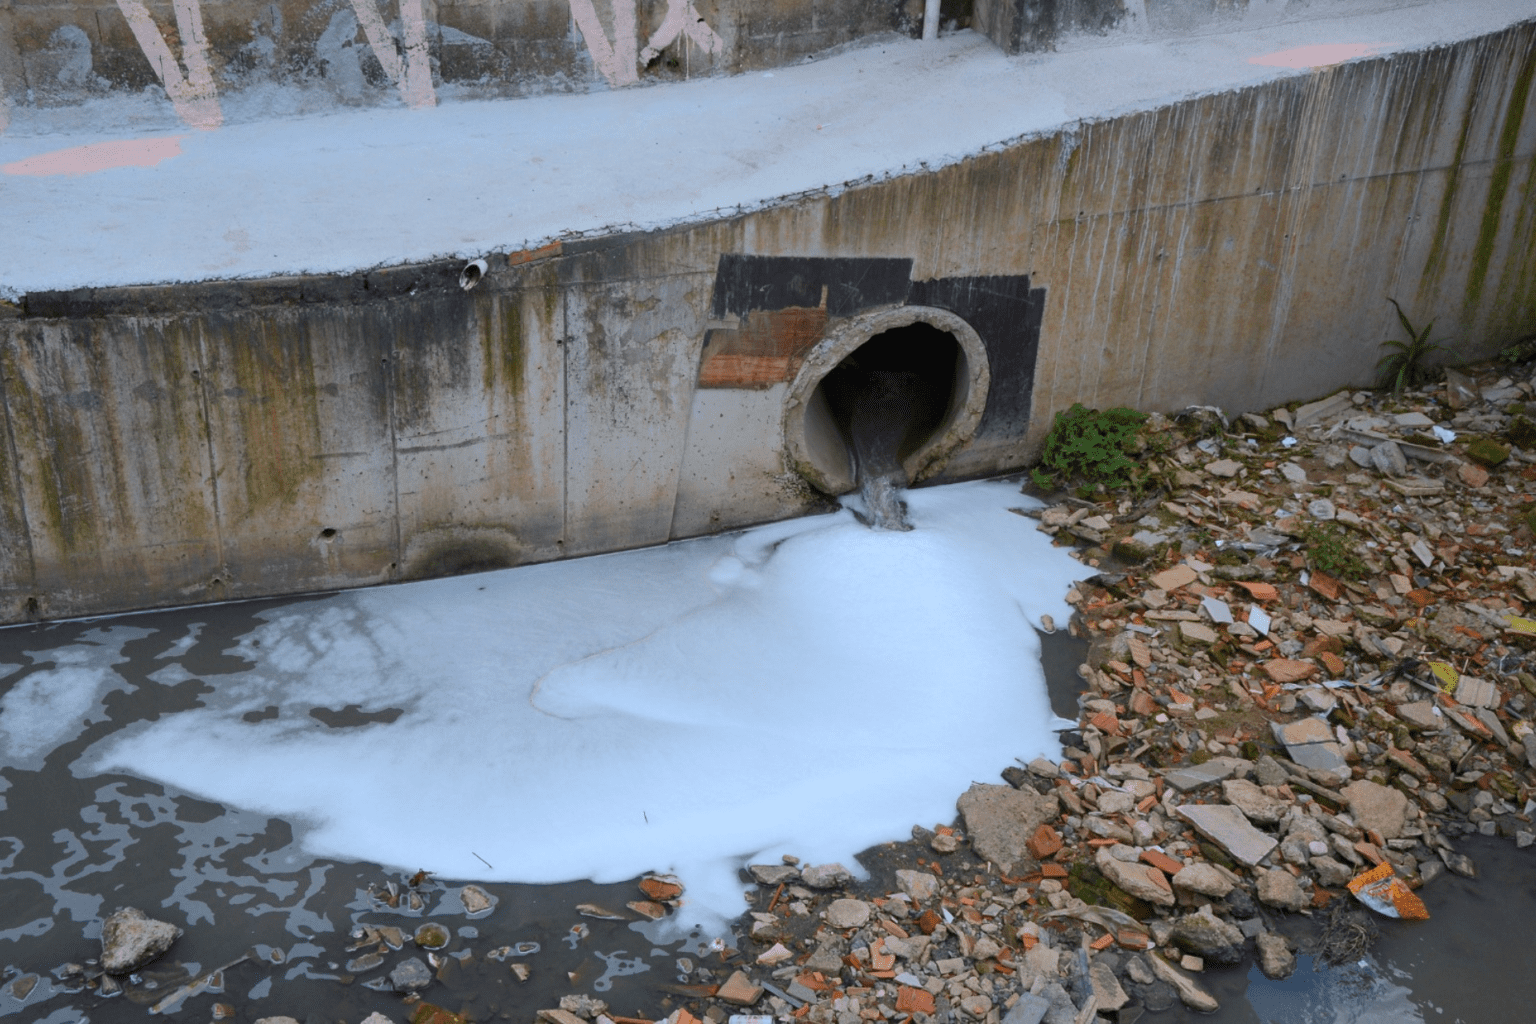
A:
1465 37 1536 318
223 315 326 515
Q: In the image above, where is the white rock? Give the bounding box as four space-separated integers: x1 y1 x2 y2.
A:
824 899 871 929
100 907 181 975
894 869 937 903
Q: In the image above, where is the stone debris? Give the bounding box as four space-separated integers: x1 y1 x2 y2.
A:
956 783 1059 876
149 363 1523 1024
389 957 434 992
100 907 182 975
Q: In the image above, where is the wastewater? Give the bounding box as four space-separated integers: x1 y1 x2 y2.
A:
0 480 1532 1023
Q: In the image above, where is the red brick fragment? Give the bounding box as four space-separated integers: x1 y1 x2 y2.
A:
1234 581 1279 602
895 987 936 1015
1139 850 1184 876
1309 571 1344 600
1027 825 1064 861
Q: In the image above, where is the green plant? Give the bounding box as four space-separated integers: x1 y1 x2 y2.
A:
1378 298 1452 394
1302 523 1368 581
1498 334 1536 364
1031 404 1148 491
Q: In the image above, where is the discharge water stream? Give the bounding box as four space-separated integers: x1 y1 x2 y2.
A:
0 480 1531 1022
847 368 926 532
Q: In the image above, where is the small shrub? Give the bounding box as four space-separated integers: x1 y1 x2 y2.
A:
1032 404 1148 491
1303 523 1367 581
1378 298 1452 394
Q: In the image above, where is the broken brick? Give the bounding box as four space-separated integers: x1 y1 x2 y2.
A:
1263 658 1319 683
1027 824 1064 860
895 987 936 1015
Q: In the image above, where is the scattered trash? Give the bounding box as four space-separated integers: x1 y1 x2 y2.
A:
1347 863 1430 920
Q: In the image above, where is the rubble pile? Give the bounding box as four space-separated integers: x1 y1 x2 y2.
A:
17 363 1535 1024
588 362 1536 1024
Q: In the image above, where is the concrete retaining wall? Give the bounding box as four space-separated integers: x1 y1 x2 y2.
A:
0 0 980 114
2 17 1534 623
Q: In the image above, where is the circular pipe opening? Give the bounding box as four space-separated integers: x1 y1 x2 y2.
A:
783 306 990 495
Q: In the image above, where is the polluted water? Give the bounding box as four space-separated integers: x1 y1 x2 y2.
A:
0 479 1089 1020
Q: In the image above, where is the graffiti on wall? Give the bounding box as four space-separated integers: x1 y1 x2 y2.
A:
0 0 719 136
571 0 724 88
113 0 223 129
348 0 437 109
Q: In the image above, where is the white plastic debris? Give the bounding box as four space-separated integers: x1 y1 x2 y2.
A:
1201 596 1234 624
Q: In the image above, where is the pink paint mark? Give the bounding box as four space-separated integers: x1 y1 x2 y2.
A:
2 136 185 177
1249 42 1393 69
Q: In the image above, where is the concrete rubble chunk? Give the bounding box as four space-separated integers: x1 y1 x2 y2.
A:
1095 847 1175 906
1369 441 1408 477
800 863 852 889
1396 701 1442 730
1293 393 1353 427
894 868 938 902
1180 621 1219 644
1001 992 1052 1024
1272 717 1350 775
1148 951 1220 1012
748 864 800 885
824 899 871 929
957 783 1058 876
459 884 495 915
390 957 434 992
1176 804 1279 866
717 971 763 1006
1170 905 1246 965
1256 933 1297 980
1255 868 1308 912
100 907 182 975
1171 862 1233 898
1221 779 1288 825
1341 780 1409 840
1090 959 1129 1011
1453 676 1498 709
1205 459 1243 478
1162 756 1249 792
1310 856 1354 887
1150 564 1199 591
1028 756 1061 777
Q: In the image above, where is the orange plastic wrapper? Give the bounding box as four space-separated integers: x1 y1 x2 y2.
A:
1346 862 1429 920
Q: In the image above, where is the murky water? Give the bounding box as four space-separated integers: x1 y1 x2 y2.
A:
1 504 1531 1023
0 600 713 1021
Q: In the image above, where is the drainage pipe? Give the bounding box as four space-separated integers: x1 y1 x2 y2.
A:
782 306 990 496
923 0 941 41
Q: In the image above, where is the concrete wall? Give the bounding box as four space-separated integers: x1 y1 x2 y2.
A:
2 17 1534 623
0 0 956 114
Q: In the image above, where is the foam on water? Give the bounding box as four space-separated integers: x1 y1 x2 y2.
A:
77 480 1086 928
0 626 151 768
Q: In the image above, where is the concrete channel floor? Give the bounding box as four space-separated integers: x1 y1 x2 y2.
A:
1 0 1529 298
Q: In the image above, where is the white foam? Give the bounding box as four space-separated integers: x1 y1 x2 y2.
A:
82 480 1087 927
0 627 151 767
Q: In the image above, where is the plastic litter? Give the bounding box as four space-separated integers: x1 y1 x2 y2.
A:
1347 863 1429 920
